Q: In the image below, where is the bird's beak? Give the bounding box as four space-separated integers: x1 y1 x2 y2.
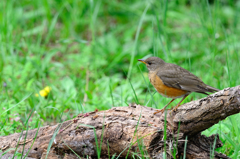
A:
138 59 146 64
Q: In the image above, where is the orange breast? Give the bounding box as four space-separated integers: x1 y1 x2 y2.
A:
149 72 188 99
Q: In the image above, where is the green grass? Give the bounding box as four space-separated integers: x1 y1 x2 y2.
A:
0 0 240 158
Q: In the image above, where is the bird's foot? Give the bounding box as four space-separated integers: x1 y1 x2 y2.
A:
170 104 181 113
171 107 177 113
153 109 166 115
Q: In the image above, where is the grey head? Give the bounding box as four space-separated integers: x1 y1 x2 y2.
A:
138 57 166 71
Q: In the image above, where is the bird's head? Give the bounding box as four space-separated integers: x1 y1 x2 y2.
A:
138 57 166 71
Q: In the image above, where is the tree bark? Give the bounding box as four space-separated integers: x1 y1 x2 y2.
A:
1 86 239 159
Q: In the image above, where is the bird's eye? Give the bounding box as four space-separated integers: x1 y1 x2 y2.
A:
148 62 152 65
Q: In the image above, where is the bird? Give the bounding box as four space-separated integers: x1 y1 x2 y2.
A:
138 56 220 114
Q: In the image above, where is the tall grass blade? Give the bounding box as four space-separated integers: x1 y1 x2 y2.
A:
127 3 150 78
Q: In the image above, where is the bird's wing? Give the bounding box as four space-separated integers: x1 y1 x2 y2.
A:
157 63 219 93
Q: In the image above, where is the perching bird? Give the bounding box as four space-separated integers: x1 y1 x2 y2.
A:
138 57 220 114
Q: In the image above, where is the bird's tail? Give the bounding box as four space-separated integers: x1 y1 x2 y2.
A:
205 85 220 92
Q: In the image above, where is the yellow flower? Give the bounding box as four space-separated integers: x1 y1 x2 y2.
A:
35 86 51 97
44 86 51 93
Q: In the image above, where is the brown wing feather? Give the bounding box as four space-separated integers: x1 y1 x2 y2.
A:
156 63 219 94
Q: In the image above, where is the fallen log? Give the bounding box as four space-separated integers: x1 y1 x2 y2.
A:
1 86 240 159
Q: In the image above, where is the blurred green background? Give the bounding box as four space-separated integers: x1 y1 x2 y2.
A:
1 0 240 158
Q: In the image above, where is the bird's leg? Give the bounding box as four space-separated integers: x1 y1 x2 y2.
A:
154 99 175 114
171 95 189 112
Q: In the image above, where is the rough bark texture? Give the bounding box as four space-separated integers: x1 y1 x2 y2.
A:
1 86 240 159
